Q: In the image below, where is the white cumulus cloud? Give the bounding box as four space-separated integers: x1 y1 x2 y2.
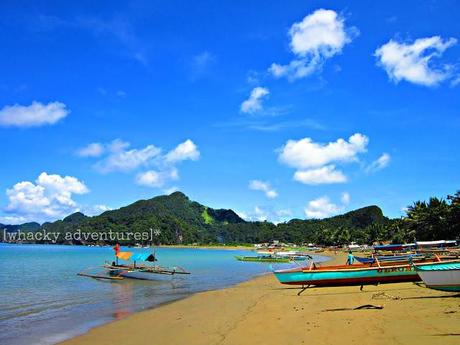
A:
375 36 458 86
294 165 347 185
366 153 391 173
240 87 270 114
165 139 200 163
279 133 368 169
249 180 278 199
269 9 357 80
279 133 368 185
0 101 69 127
304 196 342 218
136 169 179 188
305 193 350 219
3 172 89 223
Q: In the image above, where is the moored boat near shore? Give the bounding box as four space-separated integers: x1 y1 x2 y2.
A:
78 245 191 281
413 260 460 292
272 258 439 289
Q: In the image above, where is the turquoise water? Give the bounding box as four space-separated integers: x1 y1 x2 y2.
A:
0 243 329 345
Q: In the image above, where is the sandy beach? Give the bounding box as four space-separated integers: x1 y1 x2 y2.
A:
62 253 459 345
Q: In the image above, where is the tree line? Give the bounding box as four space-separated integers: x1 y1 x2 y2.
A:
2 191 459 245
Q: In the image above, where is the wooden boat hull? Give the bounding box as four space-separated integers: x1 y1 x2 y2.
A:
414 261 460 292
115 270 176 281
235 256 290 263
105 264 190 281
273 262 423 287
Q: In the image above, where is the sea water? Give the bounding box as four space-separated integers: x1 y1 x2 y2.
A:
0 243 328 345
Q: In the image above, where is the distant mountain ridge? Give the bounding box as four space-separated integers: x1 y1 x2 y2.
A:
2 192 389 245
1 222 41 233
37 192 246 244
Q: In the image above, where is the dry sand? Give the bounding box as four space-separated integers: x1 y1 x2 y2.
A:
62 252 459 345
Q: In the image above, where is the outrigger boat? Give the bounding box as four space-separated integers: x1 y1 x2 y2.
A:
354 253 425 264
235 255 291 263
275 251 313 261
78 244 190 281
413 259 460 292
272 257 439 294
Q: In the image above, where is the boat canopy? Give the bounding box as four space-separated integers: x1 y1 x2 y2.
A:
373 244 412 251
116 251 156 262
415 240 457 247
374 240 458 251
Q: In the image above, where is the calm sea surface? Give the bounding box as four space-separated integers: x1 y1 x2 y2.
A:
0 243 328 345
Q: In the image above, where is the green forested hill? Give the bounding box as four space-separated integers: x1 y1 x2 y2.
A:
215 205 390 245
3 191 459 245
36 192 390 245
1 222 41 233
40 192 246 244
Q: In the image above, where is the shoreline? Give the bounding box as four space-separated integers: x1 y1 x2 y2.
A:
0 242 254 251
157 244 254 250
61 252 460 345
58 252 336 345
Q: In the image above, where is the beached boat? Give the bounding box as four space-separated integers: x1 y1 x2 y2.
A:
415 240 457 248
272 258 438 289
354 253 425 264
413 260 460 292
275 251 313 261
373 243 414 251
235 255 291 263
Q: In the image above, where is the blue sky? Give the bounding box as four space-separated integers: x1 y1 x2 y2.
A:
0 0 459 224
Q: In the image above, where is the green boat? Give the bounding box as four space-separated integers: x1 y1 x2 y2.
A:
235 255 291 263
273 258 440 289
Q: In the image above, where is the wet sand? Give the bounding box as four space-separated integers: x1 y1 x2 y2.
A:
62 252 459 345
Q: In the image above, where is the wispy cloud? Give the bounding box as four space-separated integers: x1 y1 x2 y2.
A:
97 88 127 98
238 206 292 224
77 139 200 189
0 101 69 127
365 153 391 173
214 117 323 132
77 143 105 158
246 118 324 131
375 36 458 87
249 180 278 199
24 14 149 65
190 51 215 80
240 87 270 114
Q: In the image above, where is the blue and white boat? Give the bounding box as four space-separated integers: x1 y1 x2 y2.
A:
413 260 460 292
